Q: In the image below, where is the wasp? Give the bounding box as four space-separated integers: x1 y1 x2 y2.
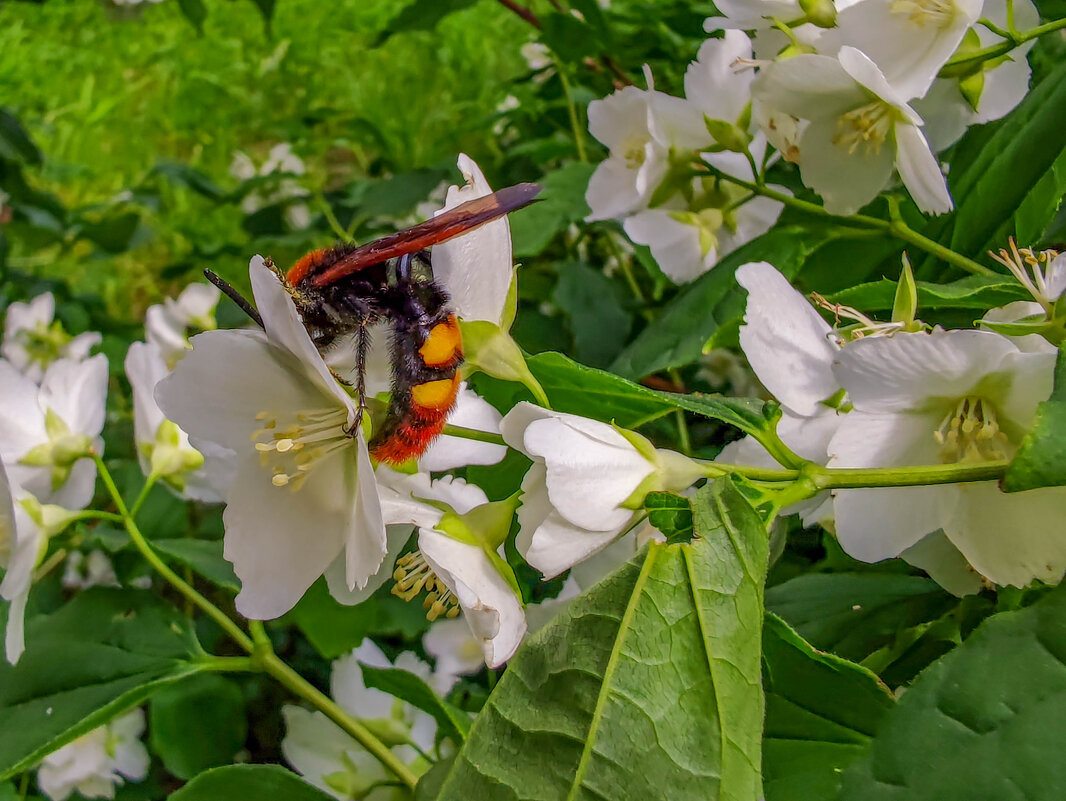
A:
208 182 541 464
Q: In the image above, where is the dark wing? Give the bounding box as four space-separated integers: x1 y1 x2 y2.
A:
309 182 542 287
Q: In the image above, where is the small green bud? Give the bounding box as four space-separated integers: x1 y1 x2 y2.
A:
799 0 837 27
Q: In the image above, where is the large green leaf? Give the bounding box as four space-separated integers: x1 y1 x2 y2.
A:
374 0 481 45
152 539 239 592
839 582 1066 801
0 109 42 165
511 163 596 258
762 615 895 801
434 477 769 801
0 589 206 780
551 260 633 368
827 275 1028 313
948 58 1066 258
149 674 247 780
1004 345 1066 491
610 225 839 380
168 765 334 801
765 574 957 662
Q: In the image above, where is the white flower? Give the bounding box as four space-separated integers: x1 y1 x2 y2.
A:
684 30 757 128
282 641 440 799
716 262 846 523
126 341 230 502
2 293 101 384
622 137 786 283
819 0 983 101
430 154 515 326
502 402 703 578
230 143 310 230
828 328 1066 588
0 355 108 510
520 41 552 72
156 257 386 619
753 46 952 215
37 708 149 801
145 282 221 368
423 617 487 693
911 0 1039 149
0 461 38 664
585 77 710 222
705 0 804 31
61 549 119 591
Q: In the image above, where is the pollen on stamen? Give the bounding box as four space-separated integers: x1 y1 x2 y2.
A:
391 551 461 621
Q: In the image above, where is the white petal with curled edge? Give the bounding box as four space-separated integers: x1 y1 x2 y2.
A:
175 282 221 323
901 530 983 597
331 641 395 719
419 529 526 667
736 261 839 416
521 508 627 579
125 342 168 450
752 55 862 121
894 123 953 215
431 155 513 325
223 451 351 620
624 209 710 285
343 432 387 592
248 256 357 421
523 414 652 532
419 384 506 471
587 86 650 152
684 30 754 123
1 505 41 664
947 482 1066 589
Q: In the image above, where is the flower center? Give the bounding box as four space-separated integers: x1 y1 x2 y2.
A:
933 396 1011 464
392 551 460 622
890 0 957 27
252 407 353 491
833 101 897 157
622 135 649 169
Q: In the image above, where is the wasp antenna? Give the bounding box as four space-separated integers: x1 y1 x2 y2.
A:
204 269 264 329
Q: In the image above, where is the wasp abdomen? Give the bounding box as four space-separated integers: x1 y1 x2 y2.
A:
369 311 464 465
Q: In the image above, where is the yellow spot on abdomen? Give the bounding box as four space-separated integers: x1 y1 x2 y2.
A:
418 317 462 367
411 374 460 410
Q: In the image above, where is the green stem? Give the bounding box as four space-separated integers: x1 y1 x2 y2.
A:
605 234 646 305
317 192 351 241
716 172 996 276
259 652 420 790
196 656 257 673
442 424 507 446
129 474 159 519
64 509 124 524
557 64 588 163
92 454 256 653
943 15 1066 72
702 458 1009 489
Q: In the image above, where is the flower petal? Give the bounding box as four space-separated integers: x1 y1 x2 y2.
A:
343 432 387 592
893 122 952 215
797 116 895 216
418 529 526 667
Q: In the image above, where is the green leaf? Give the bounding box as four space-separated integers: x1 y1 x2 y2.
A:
611 224 839 380
540 12 602 62
152 539 240 592
0 109 42 165
762 614 895 801
654 391 776 438
151 163 225 202
525 351 675 427
765 573 956 663
827 274 1029 312
359 665 471 743
78 211 141 253
948 57 1066 258
0 589 206 780
168 764 334 801
246 0 277 28
374 0 481 46
177 0 208 32
839 581 1066 801
510 163 595 258
149 674 246 780
434 477 769 801
643 491 693 544
551 260 632 367
1004 344 1066 491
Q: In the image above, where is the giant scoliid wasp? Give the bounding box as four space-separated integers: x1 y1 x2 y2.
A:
208 182 542 465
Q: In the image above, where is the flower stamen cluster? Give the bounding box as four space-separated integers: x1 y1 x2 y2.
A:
391 550 461 621
833 100 898 156
933 395 1010 464
252 408 353 490
990 238 1062 312
890 0 957 27
810 292 905 339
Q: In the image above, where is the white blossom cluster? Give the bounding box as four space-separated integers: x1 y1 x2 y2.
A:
585 0 1037 283
721 255 1066 595
230 143 313 231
